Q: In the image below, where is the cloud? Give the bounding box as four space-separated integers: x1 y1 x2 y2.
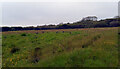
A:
2 2 118 26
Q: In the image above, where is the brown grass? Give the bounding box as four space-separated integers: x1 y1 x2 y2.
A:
2 27 118 34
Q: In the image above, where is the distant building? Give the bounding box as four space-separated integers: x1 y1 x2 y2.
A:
82 16 98 21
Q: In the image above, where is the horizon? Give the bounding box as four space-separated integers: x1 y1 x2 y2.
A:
1 16 118 27
1 2 118 27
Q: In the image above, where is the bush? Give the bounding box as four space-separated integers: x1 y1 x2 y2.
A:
21 33 27 36
10 47 20 54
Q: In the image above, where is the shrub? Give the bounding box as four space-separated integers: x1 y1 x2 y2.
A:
56 31 59 33
21 33 27 36
36 32 39 34
10 47 20 54
41 31 44 33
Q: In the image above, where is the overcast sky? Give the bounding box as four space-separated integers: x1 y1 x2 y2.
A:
0 0 120 2
2 2 118 26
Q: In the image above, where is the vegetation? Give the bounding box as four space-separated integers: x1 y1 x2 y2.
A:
0 33 2 68
2 27 119 67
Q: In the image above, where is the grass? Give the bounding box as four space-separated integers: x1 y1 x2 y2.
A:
0 33 2 68
2 27 119 67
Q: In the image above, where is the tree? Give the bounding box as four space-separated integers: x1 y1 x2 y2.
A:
110 21 120 27
81 16 97 21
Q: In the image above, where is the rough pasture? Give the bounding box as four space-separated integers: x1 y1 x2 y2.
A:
2 27 119 67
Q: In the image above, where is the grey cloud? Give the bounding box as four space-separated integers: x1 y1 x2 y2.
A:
2 2 118 26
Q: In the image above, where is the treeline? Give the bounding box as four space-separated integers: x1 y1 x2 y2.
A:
1 16 120 32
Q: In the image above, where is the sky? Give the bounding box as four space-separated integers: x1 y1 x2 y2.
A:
0 0 120 2
1 1 119 27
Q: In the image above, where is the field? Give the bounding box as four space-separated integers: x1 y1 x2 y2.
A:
0 48 1 68
2 27 119 67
